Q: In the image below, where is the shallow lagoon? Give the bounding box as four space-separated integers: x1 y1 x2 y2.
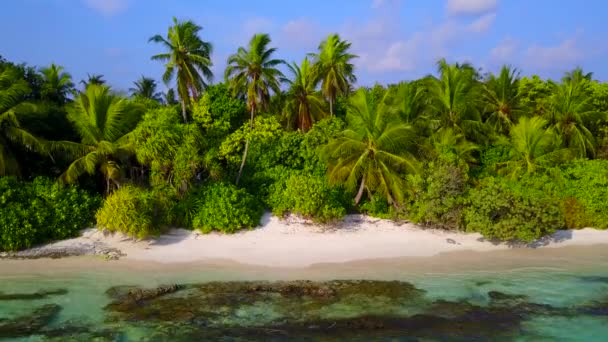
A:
1 246 608 341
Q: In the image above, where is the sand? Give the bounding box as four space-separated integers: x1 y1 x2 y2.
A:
4 213 608 268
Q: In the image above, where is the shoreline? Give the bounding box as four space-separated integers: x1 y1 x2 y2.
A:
2 213 608 268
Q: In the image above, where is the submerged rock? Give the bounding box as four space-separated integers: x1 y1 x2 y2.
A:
0 289 68 301
0 304 61 338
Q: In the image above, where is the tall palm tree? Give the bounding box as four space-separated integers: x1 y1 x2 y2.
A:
482 65 523 135
57 85 144 193
309 34 358 116
284 57 326 132
323 88 418 206
149 17 213 123
497 116 571 178
426 59 482 140
129 76 162 101
80 74 105 88
225 33 285 184
0 68 45 176
40 63 74 104
546 81 605 158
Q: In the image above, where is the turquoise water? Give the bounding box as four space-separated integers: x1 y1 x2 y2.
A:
1 252 608 341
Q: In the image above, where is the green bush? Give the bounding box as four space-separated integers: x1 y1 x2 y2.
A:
268 173 348 222
359 194 392 219
408 160 469 229
463 177 565 242
192 182 263 233
0 177 100 251
95 185 172 239
556 160 608 229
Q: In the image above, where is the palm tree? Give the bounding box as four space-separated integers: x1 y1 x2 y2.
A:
323 88 418 206
163 88 178 106
309 34 358 116
149 17 213 123
80 74 105 88
562 67 593 86
283 58 326 132
482 65 523 135
383 81 426 127
129 76 162 101
428 128 478 164
40 63 74 104
497 116 571 178
426 59 483 139
225 33 285 184
0 68 45 175
57 85 144 193
546 81 605 158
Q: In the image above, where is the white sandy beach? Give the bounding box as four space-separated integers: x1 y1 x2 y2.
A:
9 213 608 268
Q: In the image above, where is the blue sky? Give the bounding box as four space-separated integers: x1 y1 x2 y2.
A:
1 0 606 92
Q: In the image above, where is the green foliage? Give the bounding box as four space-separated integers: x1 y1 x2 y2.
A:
519 75 553 115
463 177 565 242
58 85 145 193
408 159 469 229
95 185 172 239
0 177 100 251
149 17 213 122
268 172 348 222
556 160 608 229
134 107 208 192
219 115 283 167
192 182 263 233
192 83 246 137
323 88 418 206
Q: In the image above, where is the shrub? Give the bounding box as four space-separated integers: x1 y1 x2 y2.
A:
0 177 100 251
95 185 171 239
408 160 469 229
557 159 608 229
267 173 348 222
192 182 263 233
359 194 392 219
463 177 565 242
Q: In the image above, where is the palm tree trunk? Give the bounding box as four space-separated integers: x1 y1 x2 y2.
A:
235 107 256 185
180 100 188 123
329 97 333 117
355 176 366 204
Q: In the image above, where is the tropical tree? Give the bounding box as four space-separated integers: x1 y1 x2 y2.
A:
0 68 46 175
129 76 162 101
225 33 285 184
426 59 483 139
80 74 105 88
149 17 213 123
163 88 178 106
482 65 523 135
546 81 605 158
323 88 418 206
283 58 326 132
563 67 593 87
428 128 478 164
497 116 571 178
39 63 74 104
58 85 144 193
309 34 358 116
383 81 426 128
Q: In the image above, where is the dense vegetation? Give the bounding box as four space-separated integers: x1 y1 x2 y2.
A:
1 17 608 250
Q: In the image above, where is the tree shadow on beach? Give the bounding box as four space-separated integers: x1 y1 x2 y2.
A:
475 230 574 248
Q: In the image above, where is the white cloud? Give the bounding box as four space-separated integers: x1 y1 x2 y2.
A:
490 37 517 62
467 13 496 33
446 0 498 16
524 37 583 69
371 37 422 72
84 0 129 16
